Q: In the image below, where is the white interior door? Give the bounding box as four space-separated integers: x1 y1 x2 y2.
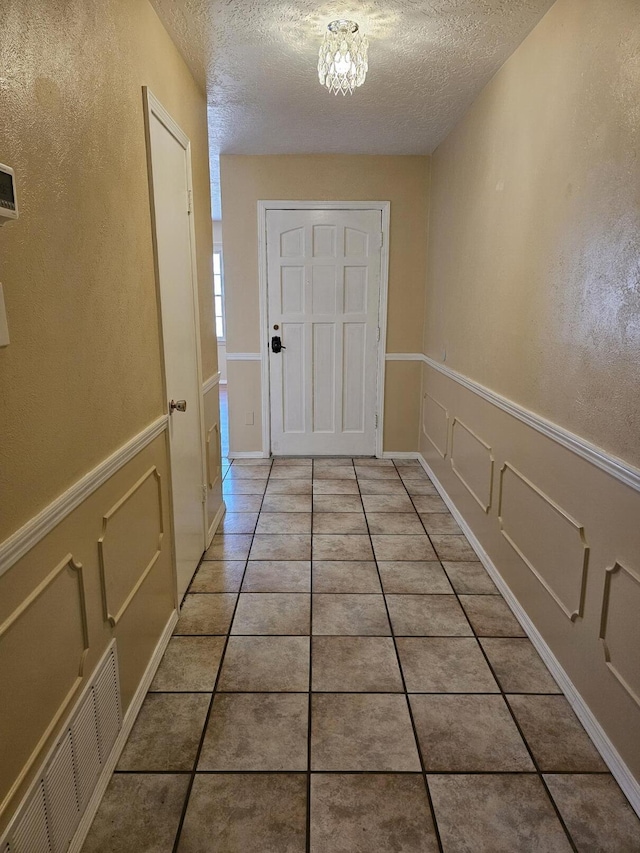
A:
267 208 382 456
146 91 206 601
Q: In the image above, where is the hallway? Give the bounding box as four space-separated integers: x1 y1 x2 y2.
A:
82 456 640 852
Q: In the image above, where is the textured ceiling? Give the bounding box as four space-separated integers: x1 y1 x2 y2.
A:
150 0 555 217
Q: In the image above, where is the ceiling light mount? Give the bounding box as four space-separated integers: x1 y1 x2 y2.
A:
318 19 368 96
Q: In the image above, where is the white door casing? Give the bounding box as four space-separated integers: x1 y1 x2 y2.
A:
144 89 206 601
266 208 382 456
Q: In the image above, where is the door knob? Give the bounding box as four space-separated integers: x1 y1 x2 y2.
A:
271 336 286 353
170 399 187 413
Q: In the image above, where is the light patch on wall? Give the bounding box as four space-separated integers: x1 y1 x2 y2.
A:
98 467 164 627
498 463 589 622
600 562 640 709
450 418 494 513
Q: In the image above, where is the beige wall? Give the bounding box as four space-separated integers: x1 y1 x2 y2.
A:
220 155 431 453
421 0 640 785
423 0 640 468
0 0 217 832
0 0 217 542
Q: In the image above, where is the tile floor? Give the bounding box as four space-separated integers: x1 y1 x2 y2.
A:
83 444 640 851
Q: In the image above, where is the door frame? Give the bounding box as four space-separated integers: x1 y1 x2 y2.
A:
257 200 391 458
143 87 208 600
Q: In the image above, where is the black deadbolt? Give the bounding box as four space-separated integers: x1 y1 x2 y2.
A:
271 335 286 353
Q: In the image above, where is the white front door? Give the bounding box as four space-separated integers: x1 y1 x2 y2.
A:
266 208 382 456
146 91 206 600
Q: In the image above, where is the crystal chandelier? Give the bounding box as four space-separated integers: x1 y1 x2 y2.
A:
318 19 368 96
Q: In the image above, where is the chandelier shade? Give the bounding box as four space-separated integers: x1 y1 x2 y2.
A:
318 19 368 96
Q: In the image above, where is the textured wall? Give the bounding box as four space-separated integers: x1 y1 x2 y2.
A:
423 0 640 467
0 0 216 541
220 154 430 453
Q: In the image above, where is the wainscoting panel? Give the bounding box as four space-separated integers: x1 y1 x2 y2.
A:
600 563 640 709
450 418 494 512
498 463 589 621
422 392 449 458
98 468 163 627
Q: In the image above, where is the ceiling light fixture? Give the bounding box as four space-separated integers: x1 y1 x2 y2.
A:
318 19 368 96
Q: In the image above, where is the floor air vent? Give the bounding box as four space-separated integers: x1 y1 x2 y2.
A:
2 643 121 853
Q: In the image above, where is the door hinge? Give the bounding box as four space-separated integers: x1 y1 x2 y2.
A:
187 189 193 215
201 484 208 503
376 327 381 342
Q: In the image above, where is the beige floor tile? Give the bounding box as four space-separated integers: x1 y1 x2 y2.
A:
460 595 526 636
312 637 403 692
249 533 311 560
231 458 272 466
371 535 436 562
399 469 432 481
310 774 439 853
174 594 237 635
431 534 478 561
362 493 415 512
190 560 245 593
358 480 407 495
241 560 311 592
480 638 561 693
312 594 390 635
507 695 608 771
265 479 313 495
312 561 381 593
199 693 308 770
225 467 269 480
443 561 498 594
386 594 473 636
117 693 209 771
222 494 264 512
312 512 368 534
151 636 225 691
205 534 253 561
313 534 374 560
272 457 313 466
231 592 310 635
544 774 640 852
269 466 313 479
82 774 189 853
411 495 449 512
223 479 267 495
356 458 394 466
428 774 572 853
220 512 259 534
256 512 311 534
404 481 439 496
355 467 401 480
313 495 363 512
420 512 461 534
218 636 310 691
314 468 357 480
397 637 498 692
177 774 307 853
378 561 453 594
313 479 360 494
366 512 424 534
311 693 420 771
411 694 533 771
261 493 312 512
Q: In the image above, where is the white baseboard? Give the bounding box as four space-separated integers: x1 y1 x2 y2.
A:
207 501 226 548
227 451 269 459
418 453 640 818
381 451 420 460
68 609 179 853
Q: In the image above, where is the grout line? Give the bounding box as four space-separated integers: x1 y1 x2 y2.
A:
171 456 274 852
306 459 314 853
113 768 615 777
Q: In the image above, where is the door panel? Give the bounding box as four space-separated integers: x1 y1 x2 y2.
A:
267 209 381 456
147 97 205 600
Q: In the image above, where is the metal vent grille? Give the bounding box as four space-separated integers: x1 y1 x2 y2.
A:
2 643 121 853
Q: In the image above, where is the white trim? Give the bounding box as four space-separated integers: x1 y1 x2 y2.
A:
0 416 168 578
418 453 640 818
227 450 269 459
387 352 640 494
68 610 178 853
225 353 263 361
219 379 228 385
202 371 221 394
206 500 226 548
382 451 420 459
257 200 391 459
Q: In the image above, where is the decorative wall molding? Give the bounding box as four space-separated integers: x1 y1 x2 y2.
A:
385 352 425 361
0 416 168 579
600 562 640 709
0 554 89 817
498 462 589 622
225 353 262 361
450 418 494 513
98 467 164 627
207 502 226 549
202 371 221 394
206 423 221 490
417 453 640 819
422 393 449 458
